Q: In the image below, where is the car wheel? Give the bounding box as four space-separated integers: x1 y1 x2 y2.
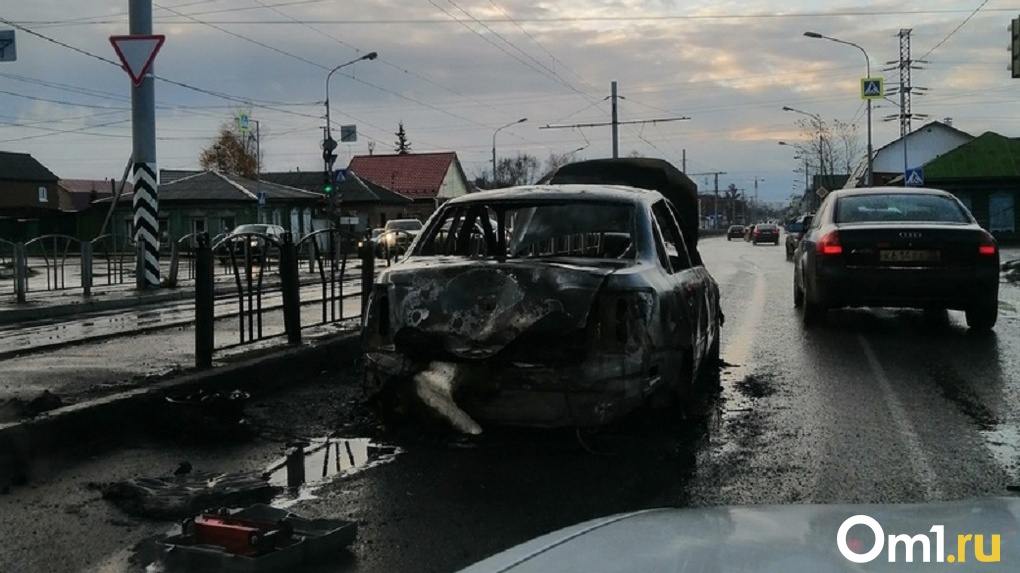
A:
802 298 825 326
965 297 998 331
793 277 804 308
727 237 731 241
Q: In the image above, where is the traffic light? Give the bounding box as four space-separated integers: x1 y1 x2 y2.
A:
323 172 334 195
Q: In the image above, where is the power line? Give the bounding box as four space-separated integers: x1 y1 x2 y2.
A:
917 0 990 61
21 8 1020 26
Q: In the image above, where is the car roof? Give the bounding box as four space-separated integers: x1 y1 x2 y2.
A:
445 184 662 206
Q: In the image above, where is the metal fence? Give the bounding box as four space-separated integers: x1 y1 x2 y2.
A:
194 230 373 367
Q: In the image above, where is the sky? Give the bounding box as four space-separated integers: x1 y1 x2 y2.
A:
2 1 1018 204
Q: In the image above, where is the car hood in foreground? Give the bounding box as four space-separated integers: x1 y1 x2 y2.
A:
381 257 627 360
456 497 1020 573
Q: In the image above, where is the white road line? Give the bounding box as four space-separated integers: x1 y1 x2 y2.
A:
723 271 766 378
858 333 944 500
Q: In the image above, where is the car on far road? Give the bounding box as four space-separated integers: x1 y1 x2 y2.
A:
226 223 285 262
378 218 424 256
726 224 745 240
793 187 1000 329
784 214 813 260
751 223 780 245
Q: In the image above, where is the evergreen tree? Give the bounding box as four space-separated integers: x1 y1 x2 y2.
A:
394 121 412 154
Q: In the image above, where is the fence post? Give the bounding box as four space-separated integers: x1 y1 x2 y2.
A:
168 240 180 287
280 234 302 345
360 235 375 317
195 233 215 368
81 241 93 297
14 242 27 303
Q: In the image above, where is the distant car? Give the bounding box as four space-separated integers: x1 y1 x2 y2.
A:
752 223 780 245
226 223 285 261
378 218 423 256
362 183 723 432
793 187 999 329
784 214 813 260
726 225 745 240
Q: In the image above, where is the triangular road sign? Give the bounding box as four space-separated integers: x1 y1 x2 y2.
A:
905 168 924 187
110 35 165 86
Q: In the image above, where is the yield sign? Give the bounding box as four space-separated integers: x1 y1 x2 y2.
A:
109 35 165 86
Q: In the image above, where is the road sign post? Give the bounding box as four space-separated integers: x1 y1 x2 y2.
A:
113 4 165 289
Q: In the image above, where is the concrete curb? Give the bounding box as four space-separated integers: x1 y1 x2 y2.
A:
0 332 362 477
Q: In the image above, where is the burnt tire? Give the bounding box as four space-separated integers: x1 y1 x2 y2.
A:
965 297 998 331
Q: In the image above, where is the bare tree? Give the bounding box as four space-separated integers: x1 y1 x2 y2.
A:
493 152 540 188
199 121 259 178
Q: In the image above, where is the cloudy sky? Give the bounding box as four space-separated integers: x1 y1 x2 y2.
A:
2 1 1018 203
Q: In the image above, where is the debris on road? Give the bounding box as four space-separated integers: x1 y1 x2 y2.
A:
154 504 356 572
101 470 277 520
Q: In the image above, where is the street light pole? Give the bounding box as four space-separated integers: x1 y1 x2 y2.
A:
804 31 873 186
324 52 377 175
782 106 825 182
492 118 527 186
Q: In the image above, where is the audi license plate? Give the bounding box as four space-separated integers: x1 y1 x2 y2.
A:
879 249 940 263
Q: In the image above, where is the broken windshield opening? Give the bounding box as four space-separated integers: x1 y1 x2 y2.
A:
416 201 637 260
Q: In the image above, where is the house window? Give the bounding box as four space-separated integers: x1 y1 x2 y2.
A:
38 186 48 203
989 192 1015 233
125 219 135 241
159 218 169 242
191 218 206 236
219 217 235 235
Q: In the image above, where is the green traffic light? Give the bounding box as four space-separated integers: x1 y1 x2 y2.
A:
324 184 334 195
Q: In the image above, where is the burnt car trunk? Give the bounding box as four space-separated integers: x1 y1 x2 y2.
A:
379 258 616 360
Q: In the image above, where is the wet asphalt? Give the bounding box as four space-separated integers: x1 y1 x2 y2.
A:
2 235 1020 573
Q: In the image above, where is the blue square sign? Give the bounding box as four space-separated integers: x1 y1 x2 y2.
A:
905 167 924 187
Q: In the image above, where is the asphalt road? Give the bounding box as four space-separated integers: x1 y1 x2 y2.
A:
3 234 1020 573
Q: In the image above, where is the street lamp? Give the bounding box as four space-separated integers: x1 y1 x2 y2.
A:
324 52 378 173
782 106 826 181
492 118 527 185
804 31 873 186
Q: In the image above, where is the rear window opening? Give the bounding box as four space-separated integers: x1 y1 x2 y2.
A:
835 194 970 224
416 201 637 260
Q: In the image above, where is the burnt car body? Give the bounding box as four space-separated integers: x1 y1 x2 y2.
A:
793 187 1000 329
362 184 723 432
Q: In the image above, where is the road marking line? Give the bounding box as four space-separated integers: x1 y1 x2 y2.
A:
723 271 766 376
858 333 944 500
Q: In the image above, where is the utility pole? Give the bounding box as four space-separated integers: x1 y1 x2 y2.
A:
611 80 619 158
689 172 727 228
540 82 689 155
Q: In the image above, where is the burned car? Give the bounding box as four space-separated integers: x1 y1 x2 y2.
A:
362 183 723 433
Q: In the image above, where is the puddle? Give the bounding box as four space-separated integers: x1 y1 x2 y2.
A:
265 437 400 495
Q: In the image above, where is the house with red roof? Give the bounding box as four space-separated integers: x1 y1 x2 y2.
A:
347 151 471 222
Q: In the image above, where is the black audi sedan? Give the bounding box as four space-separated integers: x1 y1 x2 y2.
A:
793 187 1000 330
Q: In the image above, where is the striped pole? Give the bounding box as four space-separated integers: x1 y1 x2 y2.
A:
133 162 159 286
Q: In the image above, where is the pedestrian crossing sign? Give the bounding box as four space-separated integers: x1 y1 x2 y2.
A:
861 77 883 100
905 167 924 187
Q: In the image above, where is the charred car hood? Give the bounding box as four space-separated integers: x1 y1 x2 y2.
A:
457 497 1020 573
382 258 622 359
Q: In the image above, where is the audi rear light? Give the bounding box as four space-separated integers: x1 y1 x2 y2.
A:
816 231 842 256
978 230 997 256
